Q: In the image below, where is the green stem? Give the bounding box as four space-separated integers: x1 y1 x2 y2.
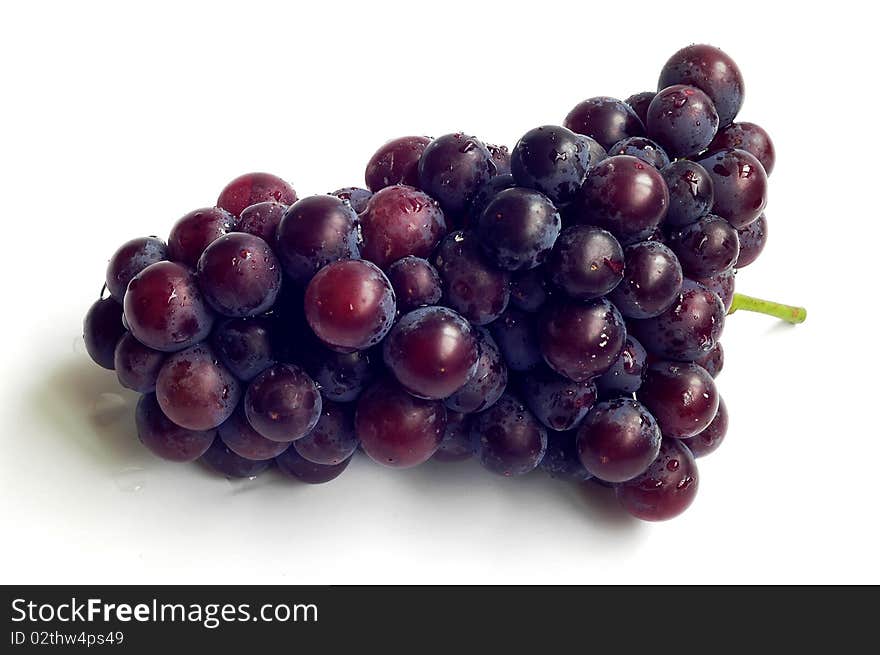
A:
728 293 807 324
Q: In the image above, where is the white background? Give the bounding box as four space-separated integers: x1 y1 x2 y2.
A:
2 0 878 584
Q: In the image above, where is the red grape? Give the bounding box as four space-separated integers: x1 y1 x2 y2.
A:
244 363 322 442
432 411 477 462
548 225 624 301
521 367 598 432
418 133 497 220
386 256 443 312
616 438 699 521
276 447 351 484
114 332 165 393
735 213 768 268
638 361 719 438
83 297 126 370
696 148 767 229
236 201 287 244
510 125 594 205
210 317 275 382
167 207 235 267
105 237 168 302
564 97 646 150
135 393 215 462
293 401 359 465
216 172 297 217
646 84 719 158
218 405 290 461
474 394 547 476
364 136 430 191
687 396 728 457
201 438 272 478
444 327 507 414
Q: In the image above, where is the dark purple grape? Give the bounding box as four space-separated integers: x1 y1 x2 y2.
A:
123 261 215 352
218 405 290 460
210 317 275 381
386 256 443 312
667 214 740 278
105 237 168 302
696 270 735 312
244 364 321 442
275 195 360 286
658 44 744 127
572 156 669 243
359 185 447 269
167 207 236 267
638 361 718 438
432 411 477 462
687 396 728 457
114 332 165 392
616 438 699 521
476 187 561 271
136 393 215 462
625 91 656 125
304 259 396 351
434 230 510 325
548 225 624 301
608 241 683 320
539 299 626 382
83 297 126 369
356 377 446 468
365 136 431 192
155 343 240 431
540 431 592 482
276 448 350 484
646 85 719 158
487 143 511 176
576 398 661 482
474 394 547 476
509 267 549 312
735 213 768 268
595 335 647 396
293 401 359 465
489 308 542 372
217 172 297 217
444 327 507 414
197 232 282 317
383 306 479 400
660 160 715 227
521 367 597 432
696 148 768 229
418 133 496 220
582 136 608 165
510 125 593 205
708 122 775 175
631 279 725 361
563 97 646 150
607 137 670 169
201 438 271 478
236 201 287 244
330 187 372 214
303 346 377 403
694 342 724 378
469 173 518 226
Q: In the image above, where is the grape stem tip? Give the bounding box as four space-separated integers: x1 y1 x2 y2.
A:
728 293 807 324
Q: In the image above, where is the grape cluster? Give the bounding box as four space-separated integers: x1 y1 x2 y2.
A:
83 44 799 522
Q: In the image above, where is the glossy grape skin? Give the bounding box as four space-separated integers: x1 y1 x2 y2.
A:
304 259 396 351
476 187 561 271
630 279 725 361
275 195 360 286
417 133 496 220
244 363 322 442
694 342 724 378
276 447 351 484
539 299 626 383
616 437 699 521
83 297 126 369
302 346 377 403
474 394 547 476
563 97 646 150
521 367 598 432
135 393 214 462
548 225 624 301
659 44 744 128
196 233 282 317
356 377 446 468
540 431 592 482
236 201 287 244
510 125 592 205
638 361 719 438
667 214 740 278
365 136 431 192
114 332 165 393
660 160 715 228
105 237 168 302
687 396 728 457
216 172 297 217
487 143 511 176
646 84 720 158
625 91 656 125
210 317 275 382
509 267 549 313
218 405 290 460
434 231 510 326
330 187 373 214
167 207 236 268
359 185 447 269
386 256 443 312
608 137 670 170
576 398 661 483
201 438 272 478
708 122 775 176
608 242 683 320
596 335 648 396
293 401 359 465
123 261 215 352
697 270 735 312
697 148 768 229
432 411 477 462
383 306 479 400
572 156 669 243
468 173 518 228
489 308 543 372
735 213 768 268
444 327 507 414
